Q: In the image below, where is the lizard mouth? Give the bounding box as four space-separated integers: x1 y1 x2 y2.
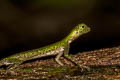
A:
84 27 91 33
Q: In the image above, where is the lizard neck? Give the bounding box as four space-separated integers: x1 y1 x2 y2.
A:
63 31 78 44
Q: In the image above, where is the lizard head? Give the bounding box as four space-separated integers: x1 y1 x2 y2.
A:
75 23 91 35
66 23 91 43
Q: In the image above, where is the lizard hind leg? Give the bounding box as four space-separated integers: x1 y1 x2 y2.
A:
7 61 22 70
0 60 15 69
6 61 22 75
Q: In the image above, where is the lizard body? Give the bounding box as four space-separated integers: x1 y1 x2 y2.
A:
0 23 90 71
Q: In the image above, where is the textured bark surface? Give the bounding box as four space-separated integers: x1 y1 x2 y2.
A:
0 45 120 80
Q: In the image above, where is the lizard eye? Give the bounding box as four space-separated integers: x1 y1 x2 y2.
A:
81 25 85 28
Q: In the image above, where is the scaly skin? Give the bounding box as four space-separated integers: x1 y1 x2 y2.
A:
0 23 90 72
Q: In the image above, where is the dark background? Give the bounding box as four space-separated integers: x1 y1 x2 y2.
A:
0 0 120 58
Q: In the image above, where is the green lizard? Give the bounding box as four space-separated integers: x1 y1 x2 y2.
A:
0 23 90 72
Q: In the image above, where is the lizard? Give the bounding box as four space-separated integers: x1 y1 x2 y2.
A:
0 23 90 73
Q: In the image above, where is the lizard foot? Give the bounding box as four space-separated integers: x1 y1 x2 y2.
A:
78 65 90 72
5 70 17 76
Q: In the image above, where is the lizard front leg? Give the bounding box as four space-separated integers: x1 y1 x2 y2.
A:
55 52 64 66
64 44 76 65
64 44 90 71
